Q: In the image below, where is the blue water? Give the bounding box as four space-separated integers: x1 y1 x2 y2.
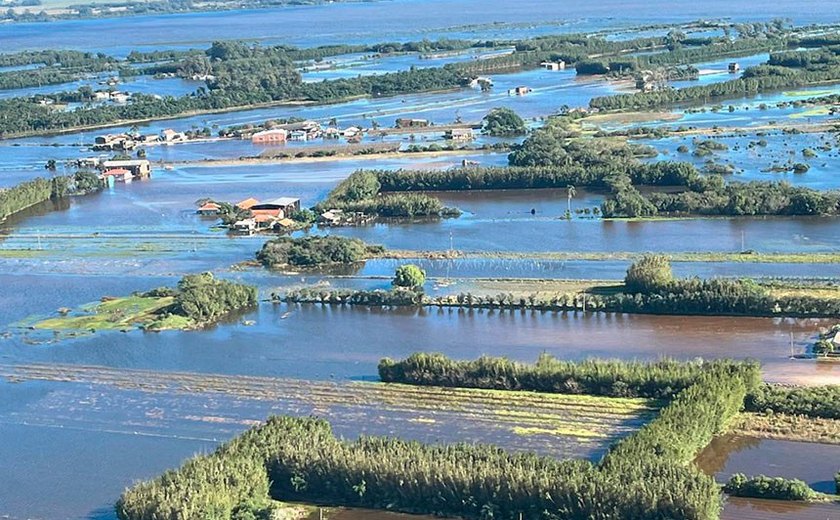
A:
3 0 838 55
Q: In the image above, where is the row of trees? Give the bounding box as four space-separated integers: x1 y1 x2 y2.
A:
117 356 759 520
378 352 747 399
590 59 840 110
283 254 840 318
0 171 102 220
723 474 816 501
745 384 840 419
314 170 459 218
607 178 840 218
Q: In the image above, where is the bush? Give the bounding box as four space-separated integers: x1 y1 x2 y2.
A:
482 107 526 136
624 255 673 294
724 474 817 501
392 264 426 289
257 236 381 267
175 273 257 323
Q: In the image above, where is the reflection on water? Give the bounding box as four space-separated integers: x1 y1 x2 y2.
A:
3 303 837 385
722 496 840 520
696 435 840 493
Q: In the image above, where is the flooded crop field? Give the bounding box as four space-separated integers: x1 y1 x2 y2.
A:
0 365 656 518
1 1 840 518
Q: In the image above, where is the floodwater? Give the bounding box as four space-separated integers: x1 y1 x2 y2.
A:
4 0 838 55
3 301 836 385
697 435 840 494
0 73 202 100
722 498 840 520
2 2 840 519
645 129 840 190
0 369 651 519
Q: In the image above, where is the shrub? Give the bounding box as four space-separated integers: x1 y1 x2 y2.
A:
257 236 381 267
482 107 526 136
624 255 673 294
724 474 816 501
175 272 257 323
392 264 426 289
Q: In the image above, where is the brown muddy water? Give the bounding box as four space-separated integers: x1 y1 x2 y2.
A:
722 497 840 520
696 435 840 494
5 303 838 385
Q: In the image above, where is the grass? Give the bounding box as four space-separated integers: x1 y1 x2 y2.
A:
0 249 50 258
513 425 608 438
580 111 682 126
382 250 840 264
767 286 840 300
468 278 625 297
31 295 187 332
789 106 833 119
783 89 839 97
731 412 840 445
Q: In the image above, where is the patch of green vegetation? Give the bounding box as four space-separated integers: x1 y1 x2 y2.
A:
783 89 838 97
26 273 257 335
0 249 49 258
731 412 840 445
33 296 176 331
143 314 194 331
789 106 832 119
512 425 608 438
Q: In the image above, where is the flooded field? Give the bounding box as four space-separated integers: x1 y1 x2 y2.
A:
722 497 840 520
0 370 655 519
2 2 840 518
645 129 840 190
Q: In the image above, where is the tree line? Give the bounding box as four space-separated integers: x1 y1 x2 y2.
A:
0 171 102 220
590 57 840 110
283 255 840 319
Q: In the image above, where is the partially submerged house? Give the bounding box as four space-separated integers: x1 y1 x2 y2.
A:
161 128 187 143
101 168 133 184
101 159 151 179
277 120 322 140
196 202 221 215
235 198 260 211
445 128 474 141
251 197 301 217
93 134 136 151
395 118 430 128
251 128 288 144
508 86 532 96
540 61 565 71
